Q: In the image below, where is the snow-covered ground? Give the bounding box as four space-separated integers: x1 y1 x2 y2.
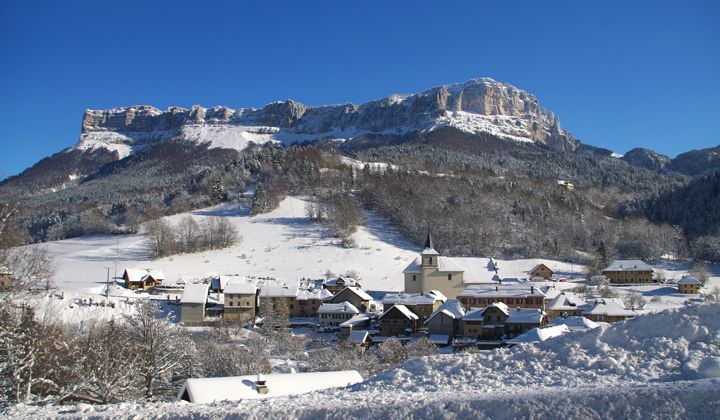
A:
6 304 720 418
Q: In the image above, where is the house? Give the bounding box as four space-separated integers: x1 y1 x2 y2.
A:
504 307 547 338
122 268 165 290
545 291 588 319
323 277 362 295
181 283 210 325
318 302 360 328
177 370 364 403
424 299 466 337
457 285 546 311
339 314 371 337
549 316 600 332
506 324 570 346
330 287 372 312
258 285 298 317
346 330 371 348
379 304 419 336
381 290 447 325
582 298 636 323
529 263 554 280
557 180 574 191
461 302 509 340
295 288 333 317
224 282 257 321
677 275 702 294
602 260 654 284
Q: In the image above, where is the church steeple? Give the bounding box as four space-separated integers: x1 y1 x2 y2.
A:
424 232 434 250
421 232 439 267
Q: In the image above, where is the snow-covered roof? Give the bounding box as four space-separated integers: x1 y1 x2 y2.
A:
347 330 370 344
429 334 450 344
677 275 702 285
462 308 485 321
529 264 553 274
259 285 298 298
507 324 570 344
421 247 439 256
181 283 210 304
583 299 636 317
123 268 153 283
425 299 466 324
402 256 465 274
224 282 257 295
318 302 360 315
381 304 419 320
323 276 360 288
296 288 333 301
458 286 545 299
546 292 588 311
339 314 370 328
550 316 600 332
177 370 364 403
336 286 373 302
603 260 654 272
382 290 446 306
505 308 544 324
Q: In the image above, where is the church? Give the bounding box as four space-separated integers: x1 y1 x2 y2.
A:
403 233 471 299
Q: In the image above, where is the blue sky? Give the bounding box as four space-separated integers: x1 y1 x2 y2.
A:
1 0 718 178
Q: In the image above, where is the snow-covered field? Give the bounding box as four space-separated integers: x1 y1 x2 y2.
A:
6 304 720 419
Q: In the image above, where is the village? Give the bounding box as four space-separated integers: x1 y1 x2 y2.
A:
111 233 709 356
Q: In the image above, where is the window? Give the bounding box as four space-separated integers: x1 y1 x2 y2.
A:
448 274 452 281
428 257 433 265
413 275 417 281
228 302 233 307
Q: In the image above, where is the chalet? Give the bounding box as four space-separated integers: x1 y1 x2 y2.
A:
318 302 360 328
330 287 372 312
339 314 371 337
323 277 362 295
504 307 547 338
177 370 364 403
180 283 210 326
582 298 636 323
224 282 257 321
457 285 546 311
347 330 371 348
295 288 333 317
379 304 419 336
602 260 654 284
677 275 702 294
381 290 447 324
529 263 554 280
557 180 575 191
545 291 588 319
123 268 165 290
424 299 466 337
461 302 509 340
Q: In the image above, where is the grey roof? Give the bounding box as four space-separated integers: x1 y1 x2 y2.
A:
603 260 654 272
382 291 446 306
458 286 545 299
505 308 544 324
677 275 702 285
425 299 466 324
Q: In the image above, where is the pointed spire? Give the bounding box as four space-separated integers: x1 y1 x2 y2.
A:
425 232 434 250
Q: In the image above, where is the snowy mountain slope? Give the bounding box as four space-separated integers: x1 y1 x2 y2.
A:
74 78 578 159
42 196 585 294
6 304 720 419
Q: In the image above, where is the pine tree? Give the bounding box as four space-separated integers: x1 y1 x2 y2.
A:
209 179 228 205
251 183 269 215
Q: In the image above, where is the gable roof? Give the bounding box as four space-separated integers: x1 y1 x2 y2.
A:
224 282 257 295
347 330 370 344
462 308 486 321
603 260 654 272
334 286 373 302
382 291 446 306
259 285 298 298
529 263 554 274
505 308 544 324
296 288 333 301
181 283 209 304
178 370 363 403
339 314 371 328
677 275 702 285
318 302 360 315
425 299 466 324
583 299 636 317
546 291 588 311
380 304 419 320
458 285 545 299
322 277 360 288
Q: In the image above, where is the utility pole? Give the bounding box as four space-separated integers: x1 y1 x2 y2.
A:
105 266 111 298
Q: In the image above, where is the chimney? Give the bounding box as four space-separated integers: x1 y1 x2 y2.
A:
256 374 269 394
530 285 535 294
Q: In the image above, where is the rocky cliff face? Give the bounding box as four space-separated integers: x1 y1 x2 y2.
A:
621 148 671 171
76 78 579 157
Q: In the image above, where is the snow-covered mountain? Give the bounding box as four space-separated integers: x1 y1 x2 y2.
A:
76 78 578 159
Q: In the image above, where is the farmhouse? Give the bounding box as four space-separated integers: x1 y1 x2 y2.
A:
295 287 333 317
602 260 654 284
529 263 554 280
582 298 636 323
330 287 372 312
122 268 165 290
381 290 446 324
504 307 547 338
424 299 466 337
258 285 298 317
180 282 210 326
379 304 419 336
223 282 257 321
461 303 509 340
177 371 364 403
318 302 360 328
323 277 362 295
545 291 588 319
677 275 702 294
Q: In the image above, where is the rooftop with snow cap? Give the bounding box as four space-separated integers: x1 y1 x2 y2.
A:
318 302 360 315
181 283 210 304
382 290 447 306
425 299 466 324
505 308 545 324
506 324 570 344
337 286 373 301
381 304 419 320
458 285 545 298
224 281 257 295
583 299 636 317
677 275 702 285
550 316 600 332
177 370 364 403
603 260 654 272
